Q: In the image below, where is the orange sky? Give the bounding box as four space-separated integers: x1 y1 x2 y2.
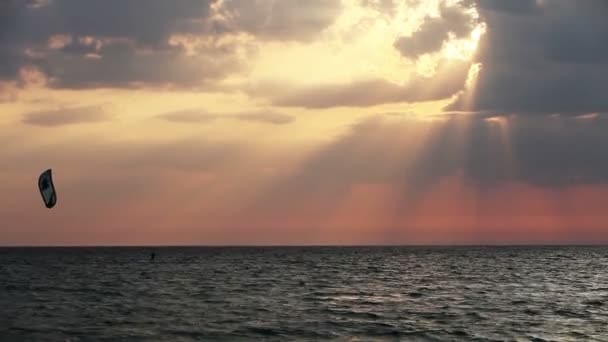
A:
1 0 608 245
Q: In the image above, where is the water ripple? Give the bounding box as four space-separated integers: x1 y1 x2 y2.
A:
1 246 608 341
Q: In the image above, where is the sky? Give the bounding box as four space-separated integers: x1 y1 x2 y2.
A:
2 0 608 245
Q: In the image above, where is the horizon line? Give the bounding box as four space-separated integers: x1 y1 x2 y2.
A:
1 243 608 248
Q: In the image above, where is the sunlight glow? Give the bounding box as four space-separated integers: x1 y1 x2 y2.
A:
10 0 592 246
458 62 483 110
247 0 487 87
443 23 486 61
485 115 516 178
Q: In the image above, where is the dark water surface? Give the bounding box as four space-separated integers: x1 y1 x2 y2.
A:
1 246 608 341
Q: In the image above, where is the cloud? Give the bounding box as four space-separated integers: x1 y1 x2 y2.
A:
41 38 253 90
0 0 238 88
21 105 111 126
0 0 346 89
15 0 215 46
248 59 471 108
359 0 398 16
471 0 541 15
0 2 32 80
407 113 608 189
158 109 295 125
210 0 343 42
393 1 478 59
447 0 608 116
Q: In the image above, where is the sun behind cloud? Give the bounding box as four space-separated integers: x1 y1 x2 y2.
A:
245 0 486 92
3 0 607 245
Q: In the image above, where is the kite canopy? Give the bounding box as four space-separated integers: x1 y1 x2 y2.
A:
38 169 57 209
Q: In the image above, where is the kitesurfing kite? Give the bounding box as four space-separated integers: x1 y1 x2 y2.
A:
38 169 57 208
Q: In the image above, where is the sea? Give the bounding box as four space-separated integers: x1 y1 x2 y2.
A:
1 246 608 341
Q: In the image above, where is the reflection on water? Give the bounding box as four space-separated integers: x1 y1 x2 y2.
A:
1 246 608 341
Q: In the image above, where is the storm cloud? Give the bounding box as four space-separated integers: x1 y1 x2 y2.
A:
448 0 608 116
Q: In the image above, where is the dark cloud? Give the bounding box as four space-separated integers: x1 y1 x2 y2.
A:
470 0 540 14
447 0 608 116
159 109 295 125
407 113 608 188
0 0 224 87
250 60 471 108
58 37 102 56
211 0 343 42
22 105 111 126
41 39 249 90
0 1 33 80
0 50 24 81
0 0 341 89
17 0 215 46
394 2 478 59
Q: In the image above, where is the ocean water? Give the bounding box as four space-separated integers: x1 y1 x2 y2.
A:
1 247 608 341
